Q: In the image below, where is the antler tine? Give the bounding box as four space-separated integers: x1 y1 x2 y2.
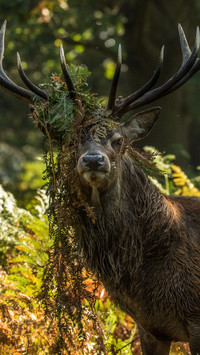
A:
116 46 164 115
0 21 35 103
178 23 192 64
146 27 200 99
116 25 200 116
160 55 200 97
0 21 6 71
17 53 48 101
107 44 122 112
60 44 75 99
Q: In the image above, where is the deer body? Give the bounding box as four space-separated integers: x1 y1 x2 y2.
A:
1 20 200 354
78 144 200 354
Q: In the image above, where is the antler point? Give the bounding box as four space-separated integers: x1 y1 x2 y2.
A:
160 46 165 62
195 26 200 50
118 44 122 64
60 44 66 63
17 52 21 65
1 20 7 32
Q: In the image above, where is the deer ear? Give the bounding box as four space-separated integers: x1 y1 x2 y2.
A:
121 107 161 142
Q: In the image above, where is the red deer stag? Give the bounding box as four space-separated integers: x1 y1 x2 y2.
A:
0 20 200 355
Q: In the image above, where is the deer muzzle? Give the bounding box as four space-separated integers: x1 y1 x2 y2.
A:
77 152 111 186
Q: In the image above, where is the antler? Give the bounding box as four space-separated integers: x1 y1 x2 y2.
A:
0 21 48 103
111 24 200 119
107 44 122 112
60 44 75 99
0 20 76 104
17 53 48 101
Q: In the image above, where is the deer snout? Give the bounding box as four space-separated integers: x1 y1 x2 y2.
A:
77 152 111 186
82 154 105 169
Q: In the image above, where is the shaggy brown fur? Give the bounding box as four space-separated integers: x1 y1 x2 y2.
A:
76 134 200 355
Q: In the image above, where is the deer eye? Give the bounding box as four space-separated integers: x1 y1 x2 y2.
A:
110 132 122 147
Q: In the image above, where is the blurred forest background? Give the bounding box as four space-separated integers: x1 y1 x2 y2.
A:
0 0 200 354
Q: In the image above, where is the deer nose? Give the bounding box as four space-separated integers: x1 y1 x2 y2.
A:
82 154 105 169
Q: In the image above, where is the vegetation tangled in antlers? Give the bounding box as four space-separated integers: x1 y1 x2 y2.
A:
35 71 114 350
32 68 156 351
30 64 158 351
